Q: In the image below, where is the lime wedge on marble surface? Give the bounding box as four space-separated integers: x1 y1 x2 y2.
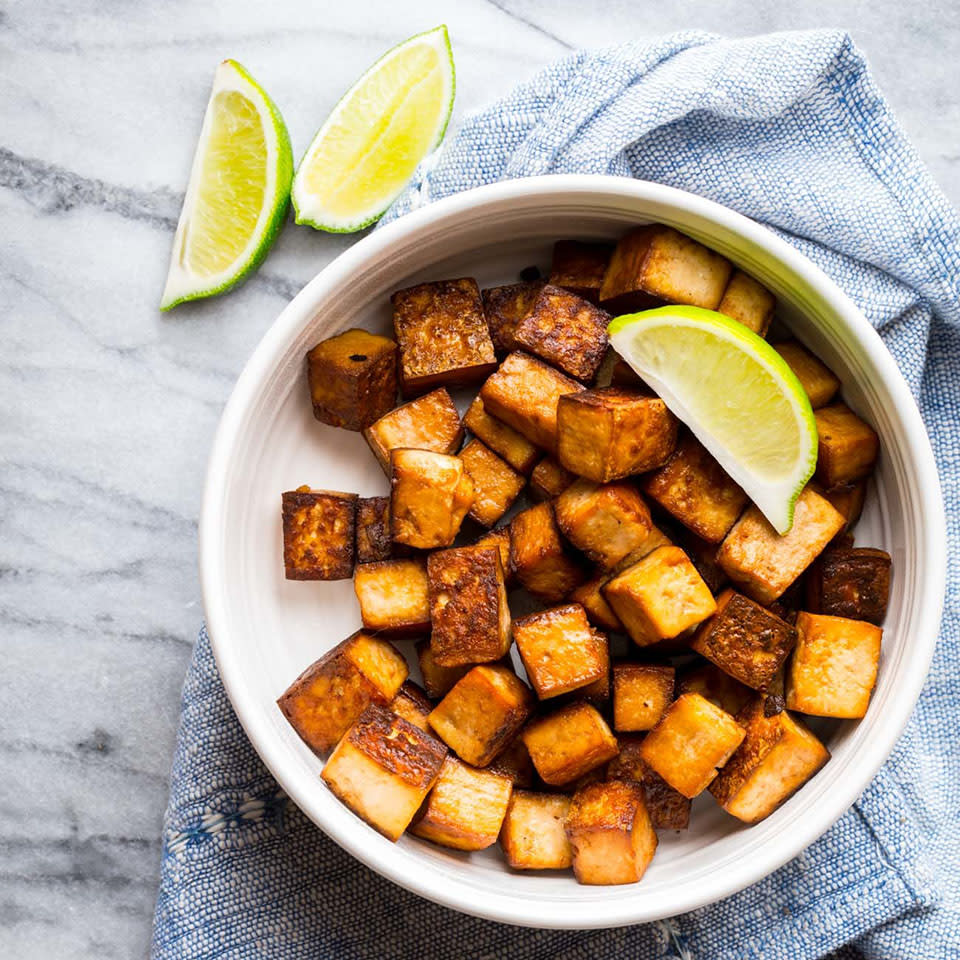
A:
291 25 455 233
608 306 818 533
160 59 293 310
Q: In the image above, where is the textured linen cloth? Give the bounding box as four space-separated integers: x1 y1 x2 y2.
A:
153 30 960 959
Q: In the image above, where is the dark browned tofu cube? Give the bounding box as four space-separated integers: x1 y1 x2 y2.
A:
806 547 891 624
716 271 775 337
677 662 752 717
480 351 585 453
569 575 624 632
278 631 408 755
459 439 526 527
391 278 497 395
390 449 474 549
428 546 511 667
499 789 573 870
820 481 867 533
773 341 840 409
565 780 657 885
607 735 691 829
389 680 433 731
509 502 586 603
481 281 544 355
355 496 406 564
321 704 447 841
463 396 539 474
472 526 515 587
354 559 430 635
487 736 536 788
529 457 576 500
643 436 748 543
613 664 675 732
675 529 728 594
282 488 357 580
364 387 464 475
549 240 614 303
610 356 647 389
306 328 398 430
522 702 619 786
814 404 880 487
416 637 470 700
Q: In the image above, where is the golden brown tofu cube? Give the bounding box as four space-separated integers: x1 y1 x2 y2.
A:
529 457 576 501
487 736 536 788
569 575 624 632
806 547 891 624
472 526 515 588
639 693 745 798
363 387 464 475
556 388 677 483
428 546 511 667
354 559 430 635
321 704 447 841
549 239 613 304
509 502 586 603
355 495 407 564
391 278 497 395
521 702 619 786
428 665 535 767
677 662 753 718
278 631 408 755
773 341 840 409
691 588 798 691
513 604 607 700
554 479 653 571
459 439 526 527
607 735 691 829
820 481 867 533
282 488 357 580
599 224 733 313
613 664 675 732
717 487 846 604
390 448 474 549
604 546 717 647
513 284 611 382
814 404 880 487
499 790 573 870
572 634 612 710
306 328 398 431
565 780 657 885
479 351 585 453
416 637 470 700
410 757 513 851
675 529 728 594
389 680 433 731
709 698 830 823
643 436 748 543
716 270 775 337
481 281 544 355
786 612 882 718
463 396 539 474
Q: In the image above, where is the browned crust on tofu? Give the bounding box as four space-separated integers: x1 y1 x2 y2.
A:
773 341 841 409
569 575 624 632
282 489 358 580
481 281 545 355
463 396 539 475
814 404 880 487
509 502 587 603
612 663 676 732
389 680 433 731
471 527 515 588
549 240 614 303
487 736 536 788
415 637 471 700
521 701 619 786
606 734 691 829
819 481 867 534
677 661 752 717
806 547 891 624
353 559 431 635
355 496 404 564
390 448 474 549
529 457 576 501
459 439 526 527
717 271 776 337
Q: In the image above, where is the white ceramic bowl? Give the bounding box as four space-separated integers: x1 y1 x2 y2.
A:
200 175 946 929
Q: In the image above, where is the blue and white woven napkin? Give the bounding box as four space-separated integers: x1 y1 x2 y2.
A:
153 30 960 959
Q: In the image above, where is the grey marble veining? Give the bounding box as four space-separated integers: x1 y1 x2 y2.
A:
1 2 957 957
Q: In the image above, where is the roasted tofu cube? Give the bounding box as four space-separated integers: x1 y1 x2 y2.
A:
364 387 464 475
481 281 544 355
416 637 470 700
282 488 357 580
513 604 607 700
410 757 513 850
599 225 733 313
565 780 657 885
428 665 535 767
709 699 830 823
390 449 474 549
610 356 647 389
389 680 433 732
773 341 840 409
472 526 515 587
608 524 675 572
509 502 586 603
354 558 430 635
786 612 882 718
642 436 748 543
487 736 536 788
820 481 867 533
391 278 497 395
806 547 891 624
500 790 573 870
459 439 526 527
717 487 846 604
677 662 752 717
278 631 408 755
569 575 624 633
321 704 446 841
522 702 619 786
479 351 584 453
716 271 775 337
607 735 691 829
428 546 511 667
554 479 653 571
676 529 728 594
613 664 675 732
814 404 880 487
549 240 613 303
691 588 798 691
306 328 398 431
463 396 539 474
355 495 407 564
529 457 576 501
604 546 717 647
639 693 745 798
573 635 612 709
513 284 610 382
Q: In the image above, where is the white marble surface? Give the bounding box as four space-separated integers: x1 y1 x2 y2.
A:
1 2 958 957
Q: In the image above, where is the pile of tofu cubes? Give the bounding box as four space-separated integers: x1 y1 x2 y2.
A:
277 225 890 886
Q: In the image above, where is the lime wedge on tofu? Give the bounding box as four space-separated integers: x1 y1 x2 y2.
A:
608 306 817 533
160 59 293 310
291 25 455 233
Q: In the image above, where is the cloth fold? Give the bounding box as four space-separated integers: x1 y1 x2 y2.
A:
154 30 959 959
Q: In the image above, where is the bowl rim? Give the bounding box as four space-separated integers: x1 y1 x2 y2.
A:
199 174 946 928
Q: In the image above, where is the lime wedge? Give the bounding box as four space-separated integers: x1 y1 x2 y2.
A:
160 60 293 310
292 25 455 233
608 306 818 533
